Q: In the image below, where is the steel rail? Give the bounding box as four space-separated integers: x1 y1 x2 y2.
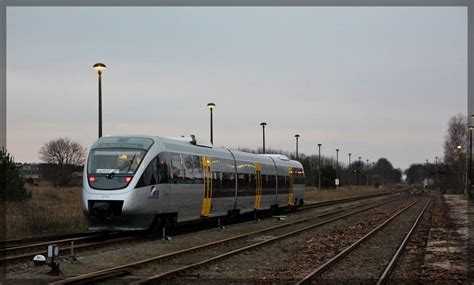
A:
50 196 402 285
376 198 432 285
296 198 423 285
1 235 136 265
0 233 112 253
0 232 102 250
298 190 399 211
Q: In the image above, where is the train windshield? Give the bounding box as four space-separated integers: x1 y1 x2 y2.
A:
87 137 154 190
88 149 145 175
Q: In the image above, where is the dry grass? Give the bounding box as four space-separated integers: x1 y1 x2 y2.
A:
4 183 395 240
5 182 88 240
304 186 393 203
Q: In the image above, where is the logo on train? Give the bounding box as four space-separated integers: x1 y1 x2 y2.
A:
149 186 159 199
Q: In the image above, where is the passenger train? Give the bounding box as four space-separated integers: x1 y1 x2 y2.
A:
82 135 305 231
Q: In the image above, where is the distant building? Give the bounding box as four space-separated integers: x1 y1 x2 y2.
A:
422 178 435 189
16 163 42 181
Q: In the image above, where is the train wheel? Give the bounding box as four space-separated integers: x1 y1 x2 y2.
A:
149 215 163 232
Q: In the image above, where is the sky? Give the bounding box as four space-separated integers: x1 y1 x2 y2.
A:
6 7 467 171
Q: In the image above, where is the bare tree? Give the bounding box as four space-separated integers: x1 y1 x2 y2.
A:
39 138 86 186
443 113 468 193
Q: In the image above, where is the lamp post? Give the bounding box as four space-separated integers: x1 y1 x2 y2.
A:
93 63 106 138
358 156 362 186
336 149 340 189
295 134 300 160
207 103 215 144
435 156 439 188
366 159 369 187
260 122 267 154
372 161 375 187
318 144 322 189
348 153 352 187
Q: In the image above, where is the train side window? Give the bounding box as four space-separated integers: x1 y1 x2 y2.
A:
171 154 184 183
182 155 195 184
156 153 170 184
191 156 203 183
237 173 247 189
212 171 223 190
222 172 235 190
261 174 267 189
249 173 256 190
277 175 288 193
136 157 156 188
268 175 276 188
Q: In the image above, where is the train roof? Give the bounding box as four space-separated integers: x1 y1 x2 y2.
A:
96 135 303 169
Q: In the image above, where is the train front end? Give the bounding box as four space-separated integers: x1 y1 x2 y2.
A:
82 136 159 231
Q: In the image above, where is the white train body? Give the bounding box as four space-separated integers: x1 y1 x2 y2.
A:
82 136 305 231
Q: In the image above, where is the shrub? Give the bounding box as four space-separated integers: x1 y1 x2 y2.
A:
0 148 31 201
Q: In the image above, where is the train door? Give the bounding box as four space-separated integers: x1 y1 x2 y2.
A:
288 167 294 206
254 163 262 209
201 156 212 217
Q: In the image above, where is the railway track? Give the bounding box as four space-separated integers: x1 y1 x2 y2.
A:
297 190 401 211
2 190 400 266
0 232 104 250
49 194 409 284
296 197 431 284
0 232 140 265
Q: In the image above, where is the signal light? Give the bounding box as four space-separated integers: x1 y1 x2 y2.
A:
125 176 132 183
88 176 96 183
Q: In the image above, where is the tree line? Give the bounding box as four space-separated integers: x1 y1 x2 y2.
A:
405 113 469 194
238 147 402 188
8 112 468 203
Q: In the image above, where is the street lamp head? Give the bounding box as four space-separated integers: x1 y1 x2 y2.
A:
336 148 339 152
348 153 351 156
469 125 474 130
260 122 267 127
207 103 216 110
295 134 300 138
317 143 322 147
93 63 106 74
457 145 462 150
